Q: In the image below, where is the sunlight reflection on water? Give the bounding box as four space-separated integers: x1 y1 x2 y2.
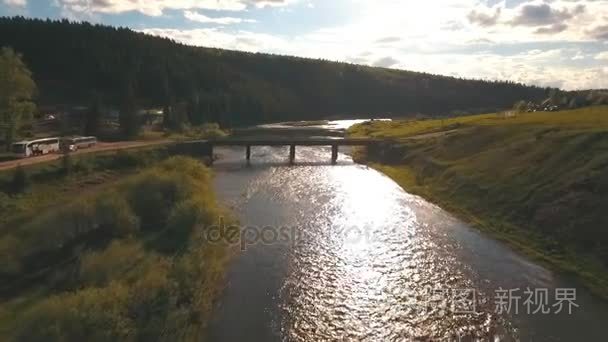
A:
210 132 608 342
271 156 508 341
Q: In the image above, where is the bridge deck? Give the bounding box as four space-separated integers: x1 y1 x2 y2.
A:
209 138 380 146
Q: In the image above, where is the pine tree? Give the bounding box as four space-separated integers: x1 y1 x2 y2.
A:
119 77 139 139
84 92 102 136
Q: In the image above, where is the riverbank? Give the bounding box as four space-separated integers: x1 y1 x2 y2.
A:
348 106 608 299
0 153 234 340
0 141 214 226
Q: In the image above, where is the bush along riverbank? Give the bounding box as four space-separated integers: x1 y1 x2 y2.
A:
348 106 608 299
0 156 236 341
0 141 213 227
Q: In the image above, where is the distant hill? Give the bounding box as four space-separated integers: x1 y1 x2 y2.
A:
0 17 550 126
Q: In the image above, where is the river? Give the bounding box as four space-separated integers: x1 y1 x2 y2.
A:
207 120 608 341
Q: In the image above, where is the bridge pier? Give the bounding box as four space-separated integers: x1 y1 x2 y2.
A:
207 138 378 166
331 144 338 164
289 145 296 164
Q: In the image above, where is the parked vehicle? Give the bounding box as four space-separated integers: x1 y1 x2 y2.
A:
11 137 61 158
64 136 97 151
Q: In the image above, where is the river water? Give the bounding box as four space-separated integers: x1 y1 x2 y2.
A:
207 121 608 341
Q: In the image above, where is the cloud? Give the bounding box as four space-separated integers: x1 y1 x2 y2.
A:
595 51 608 60
373 56 400 68
441 20 465 31
467 6 501 27
54 0 294 16
572 51 585 60
3 0 26 7
347 56 369 64
401 49 608 90
184 10 256 25
587 24 608 41
252 0 293 8
464 1 605 40
140 27 287 53
466 38 495 45
375 36 401 44
534 23 568 34
511 3 585 27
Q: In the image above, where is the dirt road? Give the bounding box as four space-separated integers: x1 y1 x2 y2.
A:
0 140 172 171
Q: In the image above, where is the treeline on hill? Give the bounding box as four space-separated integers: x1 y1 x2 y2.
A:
0 17 551 128
544 89 608 108
514 89 608 112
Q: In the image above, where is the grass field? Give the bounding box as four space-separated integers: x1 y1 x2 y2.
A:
349 106 608 139
348 106 608 299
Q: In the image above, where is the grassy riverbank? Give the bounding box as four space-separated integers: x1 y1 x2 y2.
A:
0 141 214 225
349 106 608 298
0 155 234 340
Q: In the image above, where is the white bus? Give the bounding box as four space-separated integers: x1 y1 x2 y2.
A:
11 137 61 158
64 136 97 152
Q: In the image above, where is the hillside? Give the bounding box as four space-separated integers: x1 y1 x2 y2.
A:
0 17 549 126
349 106 608 297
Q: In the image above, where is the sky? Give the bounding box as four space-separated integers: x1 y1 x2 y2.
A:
1 0 608 90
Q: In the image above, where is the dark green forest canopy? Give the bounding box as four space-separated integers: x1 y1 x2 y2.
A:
0 17 550 126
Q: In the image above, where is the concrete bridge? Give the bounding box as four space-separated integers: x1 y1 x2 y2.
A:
208 138 380 164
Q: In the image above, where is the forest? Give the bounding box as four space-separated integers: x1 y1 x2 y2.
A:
0 17 552 128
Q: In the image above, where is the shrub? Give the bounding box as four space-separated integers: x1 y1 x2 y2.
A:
80 240 146 287
10 164 29 194
168 239 231 328
158 156 213 186
123 157 212 231
153 197 215 254
110 150 142 169
0 191 14 214
61 153 73 175
73 156 95 174
95 192 140 238
5 156 231 341
124 171 181 231
14 282 135 341
127 262 171 340
0 235 22 277
200 123 227 139
20 200 96 253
